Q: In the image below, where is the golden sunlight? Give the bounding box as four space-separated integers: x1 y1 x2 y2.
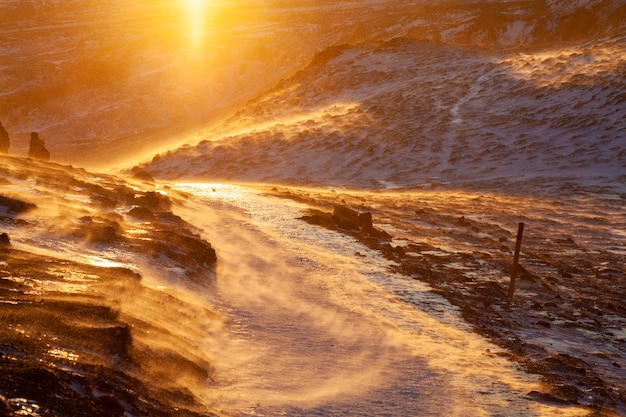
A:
185 0 211 50
497 41 626 88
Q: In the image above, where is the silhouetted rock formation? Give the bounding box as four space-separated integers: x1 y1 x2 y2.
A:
0 121 9 154
28 132 50 161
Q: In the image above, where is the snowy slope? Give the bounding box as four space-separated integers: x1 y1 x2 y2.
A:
139 33 626 193
2 0 624 170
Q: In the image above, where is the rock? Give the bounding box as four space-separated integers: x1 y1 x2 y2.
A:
27 132 50 161
333 205 376 232
357 212 373 231
75 217 124 244
0 195 36 215
455 216 471 227
134 191 171 211
332 205 360 230
129 167 155 182
128 206 155 220
0 233 10 246
0 121 10 154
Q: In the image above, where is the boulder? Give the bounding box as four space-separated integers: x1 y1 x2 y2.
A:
332 205 360 230
0 121 10 153
357 212 373 231
28 132 50 161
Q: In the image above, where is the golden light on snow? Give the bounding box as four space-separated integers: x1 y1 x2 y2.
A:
498 41 626 88
224 102 363 138
48 348 80 362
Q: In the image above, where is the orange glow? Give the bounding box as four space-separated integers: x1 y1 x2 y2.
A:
185 0 211 51
497 40 626 88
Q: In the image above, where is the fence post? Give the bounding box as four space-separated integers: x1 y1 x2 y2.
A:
507 222 525 298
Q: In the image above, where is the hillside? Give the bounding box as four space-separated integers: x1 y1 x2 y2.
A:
0 155 219 416
137 34 626 193
2 0 624 170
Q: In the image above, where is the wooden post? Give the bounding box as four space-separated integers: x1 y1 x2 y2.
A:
508 222 525 298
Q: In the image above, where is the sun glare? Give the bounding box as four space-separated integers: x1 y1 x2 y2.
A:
186 0 211 50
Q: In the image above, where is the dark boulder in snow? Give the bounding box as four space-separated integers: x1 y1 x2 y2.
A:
358 212 374 231
302 205 391 240
331 206 376 233
332 205 360 230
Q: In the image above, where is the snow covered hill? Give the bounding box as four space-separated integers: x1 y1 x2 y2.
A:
138 33 626 193
2 0 624 172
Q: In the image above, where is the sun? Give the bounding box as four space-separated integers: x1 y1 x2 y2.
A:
185 0 211 49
